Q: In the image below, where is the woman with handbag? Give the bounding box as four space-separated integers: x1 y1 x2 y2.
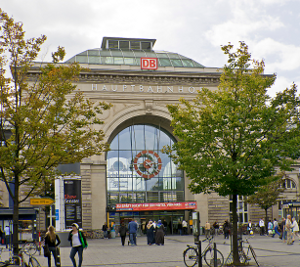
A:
68 223 88 267
44 226 61 267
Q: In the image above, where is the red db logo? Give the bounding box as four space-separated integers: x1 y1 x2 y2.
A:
141 58 158 70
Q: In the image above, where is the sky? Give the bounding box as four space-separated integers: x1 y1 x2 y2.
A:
1 0 300 97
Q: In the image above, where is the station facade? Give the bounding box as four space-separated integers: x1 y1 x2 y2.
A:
9 37 300 231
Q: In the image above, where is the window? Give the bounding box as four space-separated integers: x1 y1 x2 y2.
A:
106 124 184 205
229 195 248 223
282 179 296 189
108 40 118 49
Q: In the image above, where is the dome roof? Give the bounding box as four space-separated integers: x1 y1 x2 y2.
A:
65 37 204 68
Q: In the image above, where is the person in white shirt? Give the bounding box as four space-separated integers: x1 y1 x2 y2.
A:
273 218 280 237
291 217 299 243
259 218 265 236
182 220 188 235
4 226 10 249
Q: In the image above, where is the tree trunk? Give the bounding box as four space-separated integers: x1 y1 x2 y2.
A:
12 174 19 256
265 209 268 235
232 194 240 265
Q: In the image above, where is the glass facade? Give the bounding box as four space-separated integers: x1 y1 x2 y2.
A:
106 124 184 206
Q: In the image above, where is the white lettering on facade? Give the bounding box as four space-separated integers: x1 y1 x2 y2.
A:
147 86 154 93
167 86 173 93
91 84 198 93
188 87 195 93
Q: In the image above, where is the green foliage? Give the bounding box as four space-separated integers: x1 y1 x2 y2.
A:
246 174 285 211
164 41 300 264
0 9 111 254
165 41 300 197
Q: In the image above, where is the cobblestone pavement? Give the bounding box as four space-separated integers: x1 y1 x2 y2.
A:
1 234 300 266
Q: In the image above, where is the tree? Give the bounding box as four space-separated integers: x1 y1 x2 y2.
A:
163 41 300 264
0 10 111 255
246 174 285 233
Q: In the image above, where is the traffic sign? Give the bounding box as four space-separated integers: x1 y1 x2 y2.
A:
30 198 55 206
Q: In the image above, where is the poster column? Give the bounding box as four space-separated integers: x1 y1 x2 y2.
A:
64 179 82 229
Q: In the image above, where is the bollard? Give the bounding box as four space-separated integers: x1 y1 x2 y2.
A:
198 240 202 267
56 247 61 267
214 242 217 267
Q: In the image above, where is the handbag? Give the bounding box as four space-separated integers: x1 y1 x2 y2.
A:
43 244 51 257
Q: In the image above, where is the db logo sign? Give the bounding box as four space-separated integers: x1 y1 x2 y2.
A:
141 57 158 70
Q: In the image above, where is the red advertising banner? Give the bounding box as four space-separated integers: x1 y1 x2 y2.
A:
116 201 197 211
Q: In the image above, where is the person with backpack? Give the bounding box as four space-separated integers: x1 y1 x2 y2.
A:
68 223 88 267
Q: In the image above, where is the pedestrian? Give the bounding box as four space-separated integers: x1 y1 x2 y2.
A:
0 226 3 245
155 220 165 246
259 218 265 236
178 221 182 235
213 221 219 235
285 215 293 245
102 222 108 239
110 222 115 239
68 223 88 267
267 220 273 237
45 226 61 267
146 220 155 245
281 218 287 242
273 218 280 237
223 220 230 240
163 220 168 236
247 220 253 235
182 220 188 235
205 221 211 239
291 217 299 242
119 222 127 246
4 225 10 249
128 219 138 246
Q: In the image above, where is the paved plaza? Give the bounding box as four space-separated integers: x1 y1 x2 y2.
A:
1 234 300 266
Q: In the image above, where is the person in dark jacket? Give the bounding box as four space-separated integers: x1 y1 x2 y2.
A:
68 223 88 267
146 220 155 245
155 220 165 246
119 222 127 246
45 226 61 267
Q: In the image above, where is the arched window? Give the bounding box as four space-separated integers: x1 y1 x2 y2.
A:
282 179 296 189
106 124 184 205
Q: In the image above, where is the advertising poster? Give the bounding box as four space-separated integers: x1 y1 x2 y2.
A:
64 179 82 229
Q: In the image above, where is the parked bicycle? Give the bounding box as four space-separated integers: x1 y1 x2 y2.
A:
183 237 224 267
225 238 259 266
21 240 39 255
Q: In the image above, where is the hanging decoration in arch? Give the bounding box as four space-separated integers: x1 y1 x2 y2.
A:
133 150 162 179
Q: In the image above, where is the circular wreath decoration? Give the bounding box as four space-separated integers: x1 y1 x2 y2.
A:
133 150 162 179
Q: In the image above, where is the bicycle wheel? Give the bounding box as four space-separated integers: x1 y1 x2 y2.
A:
204 248 224 267
23 242 37 255
183 247 198 267
29 257 41 267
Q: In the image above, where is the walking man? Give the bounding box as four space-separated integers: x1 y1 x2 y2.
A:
259 218 265 236
128 219 138 246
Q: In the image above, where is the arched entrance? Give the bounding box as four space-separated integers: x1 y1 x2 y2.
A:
106 122 185 235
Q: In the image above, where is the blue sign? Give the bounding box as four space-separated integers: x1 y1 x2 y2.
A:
55 209 59 220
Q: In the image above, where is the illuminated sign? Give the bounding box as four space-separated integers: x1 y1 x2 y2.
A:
116 202 197 211
141 57 158 70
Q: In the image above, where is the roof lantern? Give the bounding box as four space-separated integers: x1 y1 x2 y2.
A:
65 37 204 68
101 37 156 51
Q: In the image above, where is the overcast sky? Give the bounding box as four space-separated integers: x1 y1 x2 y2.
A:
1 0 299 96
